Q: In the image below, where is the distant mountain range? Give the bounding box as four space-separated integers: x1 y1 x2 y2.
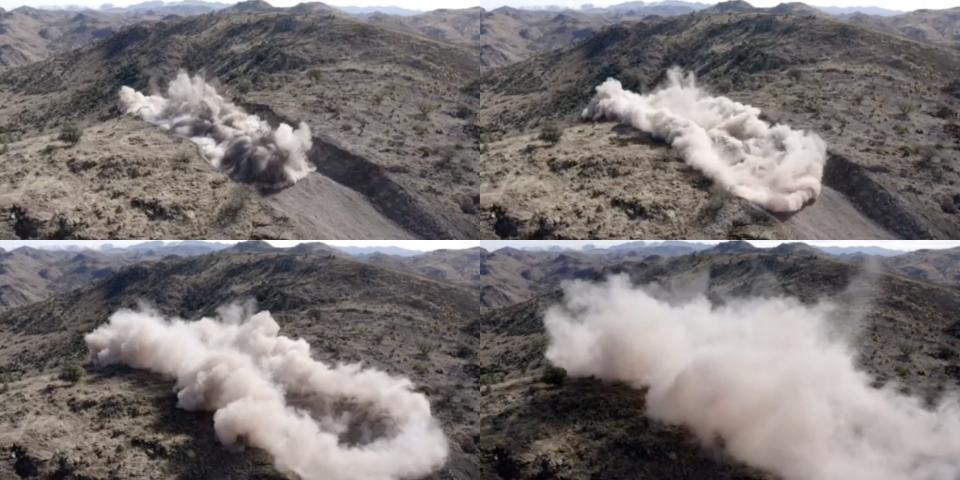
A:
0 240 930 258
7 0 907 18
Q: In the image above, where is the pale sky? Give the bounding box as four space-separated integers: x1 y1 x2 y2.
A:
2 0 956 12
0 240 958 253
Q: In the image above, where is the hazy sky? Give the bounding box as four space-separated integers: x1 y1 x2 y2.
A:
1 240 958 252
2 0 956 12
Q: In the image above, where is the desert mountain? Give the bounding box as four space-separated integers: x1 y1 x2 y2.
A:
880 246 960 285
0 248 134 309
479 242 714 308
847 7 960 48
0 7 141 68
0 2 234 70
481 10 960 240
361 246 486 286
0 242 229 310
478 7 614 67
0 246 481 479
480 246 960 478
0 8 480 239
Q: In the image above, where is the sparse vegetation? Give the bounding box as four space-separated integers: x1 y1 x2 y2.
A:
480 372 503 385
897 342 917 361
934 104 956 120
538 123 562 146
214 186 248 226
787 69 803 83
58 363 83 383
235 77 253 94
416 101 438 119
416 341 435 359
58 122 82 146
897 102 916 117
542 365 567 386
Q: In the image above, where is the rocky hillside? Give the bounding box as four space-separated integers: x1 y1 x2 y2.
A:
0 9 479 239
481 11 960 240
848 7 960 49
361 246 486 286
0 248 133 309
480 247 960 478
0 7 140 68
0 246 481 479
0 241 226 310
881 246 960 285
478 7 613 68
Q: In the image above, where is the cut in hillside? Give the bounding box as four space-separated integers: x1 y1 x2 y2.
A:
0 10 480 239
481 12 960 239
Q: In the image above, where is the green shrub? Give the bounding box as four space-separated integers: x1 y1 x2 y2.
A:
538 123 562 146
59 363 83 383
416 101 437 118
416 341 434 359
235 77 253 94
542 365 567 386
58 122 82 146
897 102 916 117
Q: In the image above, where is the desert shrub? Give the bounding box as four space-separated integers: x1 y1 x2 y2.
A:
542 365 567 386
214 186 248 226
941 196 958 214
416 101 437 118
933 104 956 120
416 341 434 358
944 79 960 99
898 342 917 360
538 123 562 145
713 78 733 93
59 363 83 383
234 77 253 94
897 101 916 117
58 122 82 146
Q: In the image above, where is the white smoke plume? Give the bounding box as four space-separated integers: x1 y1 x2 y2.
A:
85 303 448 480
582 68 826 212
119 71 314 188
544 275 960 480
